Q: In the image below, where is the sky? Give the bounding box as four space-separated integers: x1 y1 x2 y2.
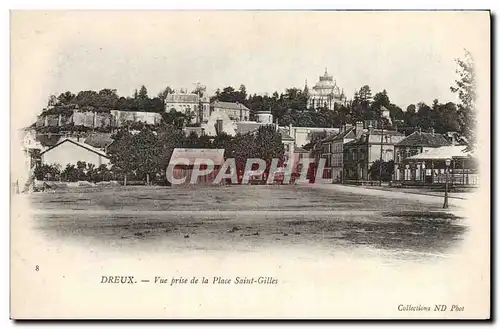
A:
11 11 490 129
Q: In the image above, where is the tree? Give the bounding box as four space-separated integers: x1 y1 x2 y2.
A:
238 84 247 103
97 89 119 109
61 164 79 182
255 125 285 162
136 85 149 111
57 91 76 105
358 85 373 103
371 90 390 119
227 133 258 179
150 97 165 112
161 110 191 129
74 90 100 108
76 161 88 181
133 128 160 185
156 124 186 181
158 86 174 101
416 102 433 130
431 100 460 134
369 160 394 182
450 49 476 148
47 95 58 107
212 132 233 150
108 128 137 185
34 164 60 181
192 83 206 98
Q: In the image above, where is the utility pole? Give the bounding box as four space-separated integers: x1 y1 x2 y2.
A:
379 121 384 186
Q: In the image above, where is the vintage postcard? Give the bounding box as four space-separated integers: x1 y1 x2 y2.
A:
10 10 490 319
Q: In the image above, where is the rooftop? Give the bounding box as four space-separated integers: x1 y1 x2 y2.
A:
235 121 266 135
40 138 109 158
406 145 473 161
396 131 451 147
211 101 250 111
294 146 309 153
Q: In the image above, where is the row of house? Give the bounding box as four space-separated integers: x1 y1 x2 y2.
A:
311 120 476 186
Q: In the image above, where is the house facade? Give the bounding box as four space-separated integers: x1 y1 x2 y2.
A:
40 139 110 168
165 92 210 124
343 128 405 181
403 145 477 186
210 101 250 122
321 123 363 183
394 130 451 182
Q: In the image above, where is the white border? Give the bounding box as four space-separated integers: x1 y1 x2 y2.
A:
2 1 497 328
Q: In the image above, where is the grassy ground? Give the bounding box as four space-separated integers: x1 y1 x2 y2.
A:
25 184 468 260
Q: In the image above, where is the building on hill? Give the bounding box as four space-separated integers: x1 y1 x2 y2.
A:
165 92 210 124
307 68 346 111
210 101 250 122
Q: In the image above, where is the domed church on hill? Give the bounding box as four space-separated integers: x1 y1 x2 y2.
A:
306 68 346 111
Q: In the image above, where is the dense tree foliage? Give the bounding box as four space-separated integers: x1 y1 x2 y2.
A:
450 50 476 148
106 123 284 185
369 160 395 182
47 86 165 113
34 162 115 183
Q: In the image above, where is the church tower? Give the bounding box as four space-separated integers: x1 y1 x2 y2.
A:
307 68 345 111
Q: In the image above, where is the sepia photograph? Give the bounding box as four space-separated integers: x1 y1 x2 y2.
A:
9 10 491 319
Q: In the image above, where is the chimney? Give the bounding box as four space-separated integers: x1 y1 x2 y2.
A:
289 123 293 136
355 121 363 138
430 128 434 136
418 127 421 134
201 128 205 136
